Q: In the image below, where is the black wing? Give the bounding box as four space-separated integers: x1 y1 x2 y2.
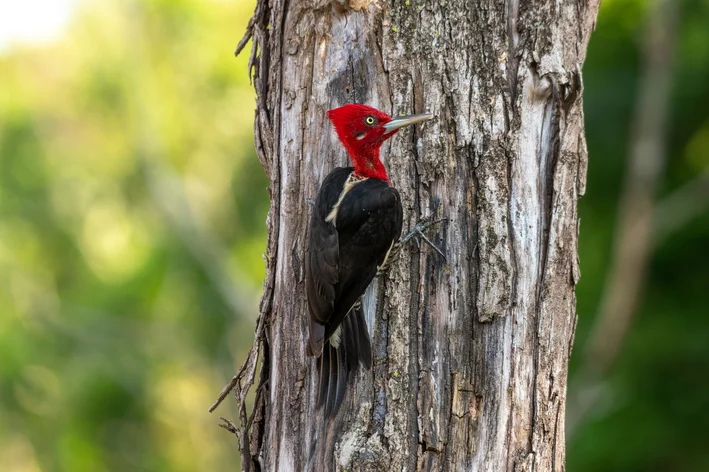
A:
325 177 403 339
305 167 351 354
305 167 403 416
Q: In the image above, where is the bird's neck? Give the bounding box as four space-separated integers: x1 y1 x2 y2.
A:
349 148 389 182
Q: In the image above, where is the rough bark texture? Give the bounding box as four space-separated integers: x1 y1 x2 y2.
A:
237 0 600 470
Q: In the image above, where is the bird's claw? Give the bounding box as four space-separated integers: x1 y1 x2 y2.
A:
401 218 447 260
305 197 316 207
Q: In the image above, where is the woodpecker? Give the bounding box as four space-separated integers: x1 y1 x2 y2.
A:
305 104 433 417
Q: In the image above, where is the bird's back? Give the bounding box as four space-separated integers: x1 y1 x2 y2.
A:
305 166 403 416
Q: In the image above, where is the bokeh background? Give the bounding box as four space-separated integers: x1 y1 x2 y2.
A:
0 0 706 471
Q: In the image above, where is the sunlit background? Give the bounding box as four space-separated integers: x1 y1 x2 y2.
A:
0 0 707 471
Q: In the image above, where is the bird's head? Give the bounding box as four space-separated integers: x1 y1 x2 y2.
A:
327 104 432 181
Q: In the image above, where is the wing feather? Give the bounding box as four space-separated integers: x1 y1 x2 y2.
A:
306 167 403 418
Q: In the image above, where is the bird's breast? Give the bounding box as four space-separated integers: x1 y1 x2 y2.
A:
324 173 369 227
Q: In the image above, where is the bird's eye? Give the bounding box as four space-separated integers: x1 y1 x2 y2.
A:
365 116 376 126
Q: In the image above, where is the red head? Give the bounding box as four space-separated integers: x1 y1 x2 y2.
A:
327 104 432 181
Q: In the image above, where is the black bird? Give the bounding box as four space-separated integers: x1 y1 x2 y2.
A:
306 104 433 417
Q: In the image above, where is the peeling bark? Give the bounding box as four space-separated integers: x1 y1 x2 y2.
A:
229 0 600 470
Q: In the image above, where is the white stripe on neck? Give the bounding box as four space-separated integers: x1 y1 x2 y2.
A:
325 173 368 227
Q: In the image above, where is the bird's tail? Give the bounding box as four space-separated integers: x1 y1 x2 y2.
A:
316 303 372 418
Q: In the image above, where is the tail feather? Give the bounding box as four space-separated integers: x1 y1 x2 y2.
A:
325 345 338 415
333 343 348 413
315 303 372 418
343 311 358 372
355 307 372 369
317 346 331 408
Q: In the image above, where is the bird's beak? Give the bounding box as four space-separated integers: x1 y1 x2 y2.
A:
382 112 434 133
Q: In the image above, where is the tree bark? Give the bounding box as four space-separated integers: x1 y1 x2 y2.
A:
229 0 600 470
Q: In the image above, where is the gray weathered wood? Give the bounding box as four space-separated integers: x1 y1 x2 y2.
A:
231 0 600 470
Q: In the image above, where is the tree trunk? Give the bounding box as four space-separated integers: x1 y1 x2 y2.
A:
232 0 600 470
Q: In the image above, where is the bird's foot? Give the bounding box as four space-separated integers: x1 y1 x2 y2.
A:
377 218 446 276
305 197 316 207
401 217 447 260
377 218 448 276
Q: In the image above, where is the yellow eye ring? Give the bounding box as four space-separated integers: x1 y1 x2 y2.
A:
365 116 375 125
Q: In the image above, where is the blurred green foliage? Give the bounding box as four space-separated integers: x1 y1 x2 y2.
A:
0 0 707 471
571 0 709 471
0 0 265 470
